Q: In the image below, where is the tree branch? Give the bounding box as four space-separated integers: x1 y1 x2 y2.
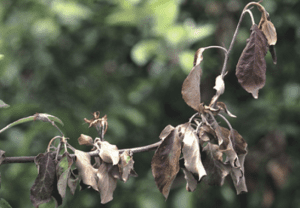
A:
0 140 162 164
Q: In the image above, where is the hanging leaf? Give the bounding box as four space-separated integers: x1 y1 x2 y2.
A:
56 153 73 199
97 141 119 165
216 102 236 118
182 167 198 192
96 162 118 204
159 125 175 140
181 123 206 181
118 150 138 182
74 150 98 191
30 152 57 208
236 24 268 99
258 8 277 46
68 170 79 195
269 45 277 64
151 129 182 199
181 64 202 111
78 134 94 146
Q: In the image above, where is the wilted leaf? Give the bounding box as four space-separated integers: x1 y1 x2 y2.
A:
269 45 277 64
199 125 217 144
74 150 98 191
0 150 5 165
30 152 57 208
181 64 202 111
56 153 73 199
258 9 277 46
236 24 268 99
0 100 9 108
151 129 182 199
202 143 230 186
181 123 206 180
182 168 197 192
118 150 137 182
98 141 119 165
210 75 225 105
216 102 236 118
67 170 79 195
78 134 94 146
159 125 175 140
96 162 118 204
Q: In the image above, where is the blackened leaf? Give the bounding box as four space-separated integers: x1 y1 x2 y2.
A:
159 125 175 140
151 129 182 199
0 150 5 165
30 152 57 208
74 150 98 191
181 123 206 180
269 45 277 64
181 65 202 111
236 24 268 99
56 153 73 199
118 150 137 182
96 162 117 204
78 134 94 146
98 141 119 165
182 168 197 192
202 143 231 186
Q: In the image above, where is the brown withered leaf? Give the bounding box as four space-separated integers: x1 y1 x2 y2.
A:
202 143 231 186
56 153 73 199
236 24 268 99
98 141 119 165
181 64 202 111
68 170 79 195
78 134 94 146
182 167 197 192
151 129 182 199
30 152 57 208
258 8 277 46
199 125 217 144
118 150 137 182
96 162 118 204
193 48 205 66
181 123 206 181
159 125 175 140
216 102 236 118
74 150 98 191
0 150 5 165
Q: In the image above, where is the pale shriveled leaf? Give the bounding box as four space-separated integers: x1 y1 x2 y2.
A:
210 75 225 105
30 152 58 208
118 150 137 182
151 129 182 199
74 150 98 191
181 123 206 181
56 153 73 199
159 125 175 140
182 167 197 192
96 162 117 204
236 24 268 99
78 134 94 146
181 64 202 111
98 141 119 165
193 48 205 66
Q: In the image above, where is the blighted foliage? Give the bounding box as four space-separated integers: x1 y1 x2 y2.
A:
0 1 278 207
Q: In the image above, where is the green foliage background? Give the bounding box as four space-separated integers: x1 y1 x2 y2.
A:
1 0 300 207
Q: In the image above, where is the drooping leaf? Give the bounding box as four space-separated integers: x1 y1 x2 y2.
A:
96 162 118 204
78 134 94 146
97 141 119 165
181 123 206 180
182 167 197 192
0 113 63 134
210 75 225 105
201 143 231 186
159 125 175 140
56 153 73 199
269 45 277 64
30 152 57 208
67 170 79 195
0 150 5 165
181 64 202 111
151 129 182 199
0 100 9 108
118 150 137 182
216 102 236 118
258 8 277 46
74 150 98 191
236 24 268 99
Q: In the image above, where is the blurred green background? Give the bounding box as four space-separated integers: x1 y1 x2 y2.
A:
1 0 300 207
